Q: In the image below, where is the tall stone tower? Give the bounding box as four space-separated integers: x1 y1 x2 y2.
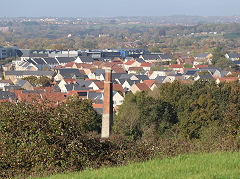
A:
101 68 113 138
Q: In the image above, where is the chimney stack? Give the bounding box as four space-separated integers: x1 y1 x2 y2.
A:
101 68 113 138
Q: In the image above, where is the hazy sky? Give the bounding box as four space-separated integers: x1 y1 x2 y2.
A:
1 0 240 17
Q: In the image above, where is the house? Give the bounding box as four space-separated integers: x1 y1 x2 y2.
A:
89 69 105 80
54 68 87 81
194 75 213 81
14 80 34 91
128 67 144 74
139 54 161 63
118 79 140 91
43 57 59 68
148 70 170 79
130 83 150 94
155 76 168 84
177 58 194 65
113 91 124 107
183 69 198 79
194 53 213 65
194 53 213 60
140 63 153 71
89 81 104 90
4 71 56 82
143 80 157 90
15 60 38 71
167 73 184 82
56 57 76 66
75 56 94 64
87 91 103 103
215 77 240 84
113 84 124 93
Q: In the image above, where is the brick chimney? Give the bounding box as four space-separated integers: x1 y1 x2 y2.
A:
101 68 113 138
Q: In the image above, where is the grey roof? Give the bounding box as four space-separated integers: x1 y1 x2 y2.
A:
197 75 213 80
135 58 145 63
168 73 182 77
43 57 59 65
88 91 103 101
155 76 167 83
135 75 149 81
227 53 240 58
27 59 37 65
56 57 76 64
57 68 87 79
5 71 56 77
220 71 230 77
159 53 172 59
123 79 140 86
184 70 198 76
94 69 105 76
76 79 92 87
0 91 17 101
65 84 82 91
78 56 94 63
4 85 22 91
32 58 46 65
15 80 28 87
112 73 124 80
141 54 160 60
119 74 135 80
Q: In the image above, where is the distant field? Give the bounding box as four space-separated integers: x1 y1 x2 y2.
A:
41 152 240 179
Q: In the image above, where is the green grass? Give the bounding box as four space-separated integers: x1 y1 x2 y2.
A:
40 152 240 179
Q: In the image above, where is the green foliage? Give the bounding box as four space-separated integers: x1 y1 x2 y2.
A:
23 76 52 87
115 80 240 140
114 91 177 141
0 97 103 178
183 63 193 68
211 45 235 70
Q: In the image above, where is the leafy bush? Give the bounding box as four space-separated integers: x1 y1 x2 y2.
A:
0 97 105 178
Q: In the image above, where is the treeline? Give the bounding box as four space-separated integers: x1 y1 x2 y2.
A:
115 80 240 141
2 22 240 52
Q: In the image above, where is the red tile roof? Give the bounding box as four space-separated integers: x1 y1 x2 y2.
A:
143 80 156 88
113 84 124 93
141 63 152 67
135 83 150 91
65 62 75 68
194 65 209 69
94 81 104 89
128 67 143 71
217 77 239 83
169 64 184 69
125 60 135 65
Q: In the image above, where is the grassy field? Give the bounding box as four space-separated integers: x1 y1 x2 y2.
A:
40 152 240 179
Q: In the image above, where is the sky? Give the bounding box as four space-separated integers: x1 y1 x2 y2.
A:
0 0 240 17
